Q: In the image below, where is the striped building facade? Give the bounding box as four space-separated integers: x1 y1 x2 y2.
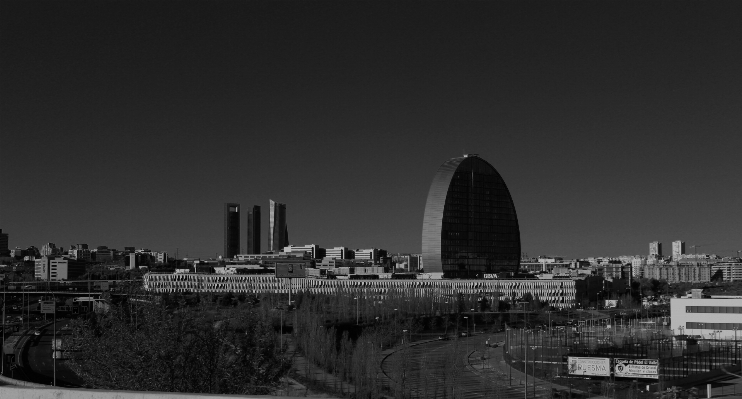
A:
143 273 576 308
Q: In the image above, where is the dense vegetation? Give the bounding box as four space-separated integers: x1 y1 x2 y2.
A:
67 292 290 395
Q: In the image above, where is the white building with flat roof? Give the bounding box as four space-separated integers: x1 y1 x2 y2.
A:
671 296 742 339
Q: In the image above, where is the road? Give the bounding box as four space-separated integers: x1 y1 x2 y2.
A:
22 319 83 387
381 332 550 399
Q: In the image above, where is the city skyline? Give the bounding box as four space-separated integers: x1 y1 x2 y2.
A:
2 1 741 259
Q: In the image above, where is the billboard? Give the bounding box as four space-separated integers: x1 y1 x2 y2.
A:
604 299 618 308
567 357 610 377
40 301 56 314
614 358 659 379
275 263 306 278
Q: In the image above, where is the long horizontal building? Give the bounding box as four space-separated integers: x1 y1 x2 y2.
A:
143 273 577 308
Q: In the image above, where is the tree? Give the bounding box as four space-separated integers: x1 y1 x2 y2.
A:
68 296 290 395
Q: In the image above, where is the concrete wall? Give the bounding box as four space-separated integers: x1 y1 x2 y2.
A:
0 386 306 399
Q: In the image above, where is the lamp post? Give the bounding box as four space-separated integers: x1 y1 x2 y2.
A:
463 316 469 353
517 301 529 398
531 344 538 399
734 326 739 363
353 295 359 325
1 288 5 376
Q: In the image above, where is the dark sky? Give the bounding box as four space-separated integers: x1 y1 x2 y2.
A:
2 1 741 259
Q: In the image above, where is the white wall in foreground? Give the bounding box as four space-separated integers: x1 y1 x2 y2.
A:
0 386 305 399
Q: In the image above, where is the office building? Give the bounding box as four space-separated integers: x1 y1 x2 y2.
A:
144 274 579 309
224 203 240 259
0 229 9 253
35 256 86 281
354 248 387 263
325 246 353 260
672 240 685 260
421 154 521 278
247 205 261 254
269 200 289 252
671 291 742 339
650 241 662 257
283 244 323 259
68 245 91 261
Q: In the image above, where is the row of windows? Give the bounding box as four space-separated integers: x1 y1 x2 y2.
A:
443 208 515 216
443 233 519 241
686 322 742 330
443 221 517 230
686 306 742 314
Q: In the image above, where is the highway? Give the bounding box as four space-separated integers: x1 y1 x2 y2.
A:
21 319 83 387
381 331 548 399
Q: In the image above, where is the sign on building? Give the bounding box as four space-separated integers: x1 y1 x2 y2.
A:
275 263 306 278
40 301 56 314
567 357 610 377
614 358 659 379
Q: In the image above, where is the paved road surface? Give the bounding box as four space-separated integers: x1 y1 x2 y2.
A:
23 319 83 387
381 332 553 399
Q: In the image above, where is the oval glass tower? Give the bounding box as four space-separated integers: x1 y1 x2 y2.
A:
422 154 520 278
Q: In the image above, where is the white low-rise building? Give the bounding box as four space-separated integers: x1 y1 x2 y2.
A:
670 292 742 339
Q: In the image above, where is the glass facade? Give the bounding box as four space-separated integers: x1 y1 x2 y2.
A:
422 155 520 278
224 203 240 259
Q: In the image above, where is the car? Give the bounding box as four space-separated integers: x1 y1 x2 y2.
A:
33 330 42 336
437 335 450 341
460 331 470 337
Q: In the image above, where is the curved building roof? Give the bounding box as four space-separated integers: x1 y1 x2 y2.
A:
422 154 520 278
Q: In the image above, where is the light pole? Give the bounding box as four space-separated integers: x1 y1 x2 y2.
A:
517 301 529 398
464 316 469 353
52 292 56 386
734 326 739 363
1 288 5 376
531 344 538 399
353 295 360 325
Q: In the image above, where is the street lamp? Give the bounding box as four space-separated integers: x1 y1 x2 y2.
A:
353 296 360 325
531 344 538 399
734 326 739 362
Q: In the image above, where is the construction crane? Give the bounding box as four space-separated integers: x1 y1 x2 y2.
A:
690 244 715 257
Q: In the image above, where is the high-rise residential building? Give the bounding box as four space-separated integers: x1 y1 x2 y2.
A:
41 243 58 256
247 205 261 254
421 154 521 278
224 203 240 259
672 240 685 260
269 200 289 252
649 241 662 257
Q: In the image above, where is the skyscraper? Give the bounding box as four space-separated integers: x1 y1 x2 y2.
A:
247 205 261 254
421 154 521 278
649 241 662 257
0 229 8 254
269 200 289 252
672 240 685 260
224 203 240 259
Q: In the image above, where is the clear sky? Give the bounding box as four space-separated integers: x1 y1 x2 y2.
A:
2 1 741 259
